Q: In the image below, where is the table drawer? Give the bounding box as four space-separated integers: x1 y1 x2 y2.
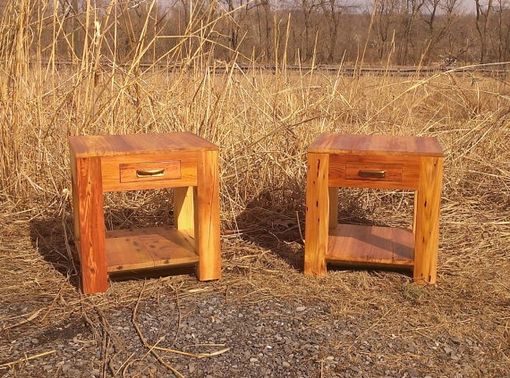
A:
120 160 181 183
329 154 420 189
101 152 199 192
345 163 402 182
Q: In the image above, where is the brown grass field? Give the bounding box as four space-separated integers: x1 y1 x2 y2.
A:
1 3 510 377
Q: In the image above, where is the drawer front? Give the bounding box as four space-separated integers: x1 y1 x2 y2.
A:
345 163 402 182
120 161 181 183
101 151 199 192
329 154 420 190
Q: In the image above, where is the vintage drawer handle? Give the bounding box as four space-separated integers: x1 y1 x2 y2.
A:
358 170 386 179
136 168 165 178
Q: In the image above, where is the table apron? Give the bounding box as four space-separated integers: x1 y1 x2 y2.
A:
328 154 420 190
99 152 199 192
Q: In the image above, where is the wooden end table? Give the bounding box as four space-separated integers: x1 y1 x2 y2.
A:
69 132 221 294
304 134 444 284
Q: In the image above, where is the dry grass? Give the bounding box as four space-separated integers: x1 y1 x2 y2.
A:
1 1 510 376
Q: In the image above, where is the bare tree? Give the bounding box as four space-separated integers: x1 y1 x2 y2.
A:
220 0 252 54
373 0 399 60
493 0 510 60
223 0 239 50
320 0 343 62
398 0 426 65
253 0 272 60
298 0 320 61
474 0 493 63
421 0 460 63
58 0 82 61
4 0 510 66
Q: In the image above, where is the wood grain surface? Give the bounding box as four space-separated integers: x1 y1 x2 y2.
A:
100 151 198 192
326 224 414 268
309 133 444 156
74 157 108 293
196 150 221 281
174 186 197 239
304 153 330 276
329 154 420 190
105 227 198 273
413 157 444 284
69 132 218 158
329 187 338 230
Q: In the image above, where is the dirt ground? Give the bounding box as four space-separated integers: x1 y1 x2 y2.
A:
1 192 509 378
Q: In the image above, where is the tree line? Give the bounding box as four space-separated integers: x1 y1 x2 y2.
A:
5 0 510 66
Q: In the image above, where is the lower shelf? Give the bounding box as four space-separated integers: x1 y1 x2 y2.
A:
105 226 198 273
326 224 414 268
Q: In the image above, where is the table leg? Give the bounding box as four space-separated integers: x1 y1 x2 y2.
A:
329 187 338 230
174 186 197 239
73 157 108 293
414 157 443 284
304 153 330 276
196 150 221 281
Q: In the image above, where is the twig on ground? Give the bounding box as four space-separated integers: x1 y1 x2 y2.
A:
101 333 110 378
0 309 43 331
152 346 231 359
0 350 56 369
116 352 136 377
296 210 304 243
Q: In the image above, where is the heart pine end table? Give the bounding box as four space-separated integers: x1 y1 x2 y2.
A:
69 132 221 294
304 133 444 284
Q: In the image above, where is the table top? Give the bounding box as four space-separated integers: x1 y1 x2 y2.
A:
69 132 218 158
308 133 444 156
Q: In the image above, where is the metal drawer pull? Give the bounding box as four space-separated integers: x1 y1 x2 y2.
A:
136 168 165 178
358 170 386 179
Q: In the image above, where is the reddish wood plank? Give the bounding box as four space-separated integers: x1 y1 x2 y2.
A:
106 227 198 273
74 157 108 293
304 153 330 276
174 186 197 238
414 157 443 284
329 187 338 230
196 150 221 281
70 154 80 246
69 132 218 158
105 231 153 272
327 224 414 268
309 133 444 157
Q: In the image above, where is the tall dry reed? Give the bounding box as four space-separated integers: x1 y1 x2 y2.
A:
0 1 508 233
